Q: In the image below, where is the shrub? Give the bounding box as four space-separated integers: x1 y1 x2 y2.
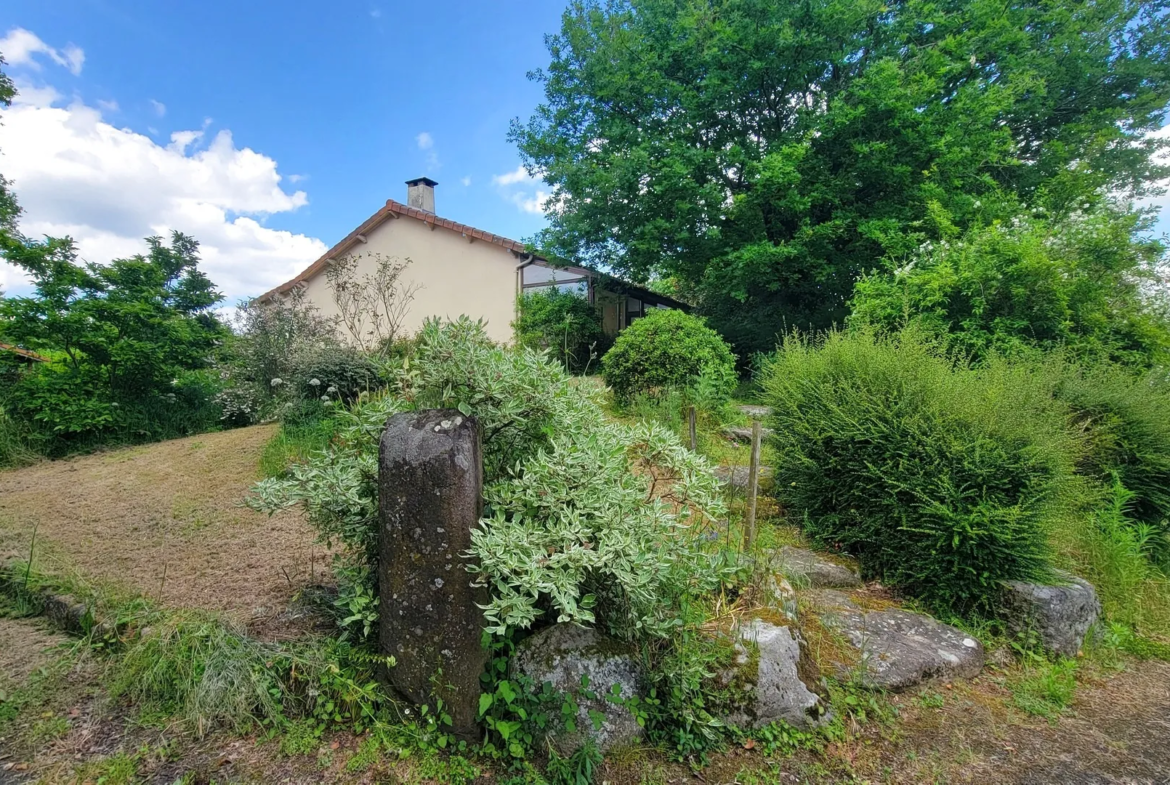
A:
602 309 737 403
849 207 1170 369
513 288 608 373
1048 361 1170 565
760 329 1082 615
250 317 728 643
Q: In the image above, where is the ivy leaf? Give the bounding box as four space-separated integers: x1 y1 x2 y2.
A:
478 693 493 717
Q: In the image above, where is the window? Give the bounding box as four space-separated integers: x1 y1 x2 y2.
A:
626 297 644 326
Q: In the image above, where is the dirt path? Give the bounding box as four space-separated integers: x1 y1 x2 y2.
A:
0 426 326 623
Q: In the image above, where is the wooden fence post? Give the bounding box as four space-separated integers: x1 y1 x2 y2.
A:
743 419 762 552
688 406 697 452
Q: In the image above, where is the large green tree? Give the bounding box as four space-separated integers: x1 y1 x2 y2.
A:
512 0 1170 354
0 57 22 240
0 233 229 446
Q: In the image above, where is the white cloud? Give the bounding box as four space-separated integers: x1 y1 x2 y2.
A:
461 176 471 187
415 131 439 171
10 77 62 108
0 98 326 303
513 190 551 215
370 8 383 18
492 165 536 187
96 98 119 113
0 28 84 75
492 164 551 216
150 98 166 117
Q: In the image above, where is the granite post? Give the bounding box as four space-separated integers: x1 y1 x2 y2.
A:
379 409 488 739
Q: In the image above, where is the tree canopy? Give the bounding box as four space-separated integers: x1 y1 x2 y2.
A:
512 0 1170 355
0 232 228 445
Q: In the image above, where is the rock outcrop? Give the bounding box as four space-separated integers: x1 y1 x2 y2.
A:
1000 571 1101 657
720 619 825 730
512 624 644 754
776 546 862 589
809 591 985 691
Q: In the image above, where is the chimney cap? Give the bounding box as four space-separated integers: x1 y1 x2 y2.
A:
406 177 439 187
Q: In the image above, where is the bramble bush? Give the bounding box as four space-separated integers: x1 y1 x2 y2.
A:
602 309 737 404
760 329 1083 615
513 287 608 374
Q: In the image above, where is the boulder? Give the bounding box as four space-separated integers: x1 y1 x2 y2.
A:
1000 571 1101 657
512 624 644 754
809 592 984 691
724 426 776 444
720 619 825 730
776 546 862 589
714 465 774 490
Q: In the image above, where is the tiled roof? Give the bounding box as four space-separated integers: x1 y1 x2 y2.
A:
257 199 531 302
0 342 48 362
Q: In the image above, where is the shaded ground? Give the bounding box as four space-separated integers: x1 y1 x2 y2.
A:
0 426 326 625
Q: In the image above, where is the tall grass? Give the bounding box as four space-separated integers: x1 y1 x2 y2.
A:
0 405 39 469
259 416 341 478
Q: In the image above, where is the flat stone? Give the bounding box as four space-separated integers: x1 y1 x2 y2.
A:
738 405 773 419
776 546 862 589
720 619 825 730
512 624 644 754
1000 571 1101 657
378 409 488 740
724 426 776 444
813 605 984 692
714 465 774 490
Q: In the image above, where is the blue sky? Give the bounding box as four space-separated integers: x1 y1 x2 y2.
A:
0 1 565 304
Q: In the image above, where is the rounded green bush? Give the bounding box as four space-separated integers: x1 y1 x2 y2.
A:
601 309 737 402
761 329 1080 615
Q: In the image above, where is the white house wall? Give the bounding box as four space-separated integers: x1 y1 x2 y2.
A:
298 214 520 344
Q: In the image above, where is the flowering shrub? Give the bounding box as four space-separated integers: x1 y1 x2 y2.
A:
249 317 727 642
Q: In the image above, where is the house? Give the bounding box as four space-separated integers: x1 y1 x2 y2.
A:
258 178 686 344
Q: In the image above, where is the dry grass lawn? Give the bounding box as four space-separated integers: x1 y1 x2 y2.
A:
0 426 327 624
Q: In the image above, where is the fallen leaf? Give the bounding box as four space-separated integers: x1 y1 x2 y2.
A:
743 738 756 750
330 741 340 750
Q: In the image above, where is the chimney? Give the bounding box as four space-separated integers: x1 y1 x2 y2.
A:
406 177 438 213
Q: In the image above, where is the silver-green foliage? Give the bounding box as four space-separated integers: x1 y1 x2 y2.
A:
250 317 727 641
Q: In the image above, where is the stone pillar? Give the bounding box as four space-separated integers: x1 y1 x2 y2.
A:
379 409 488 739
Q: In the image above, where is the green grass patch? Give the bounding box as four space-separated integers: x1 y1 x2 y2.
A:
259 417 340 478
1010 658 1078 721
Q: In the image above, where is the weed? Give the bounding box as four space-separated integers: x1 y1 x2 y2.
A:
1011 658 1078 721
917 692 945 709
29 713 70 743
279 717 323 756
416 751 480 785
74 751 139 785
344 735 383 773
547 740 602 785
